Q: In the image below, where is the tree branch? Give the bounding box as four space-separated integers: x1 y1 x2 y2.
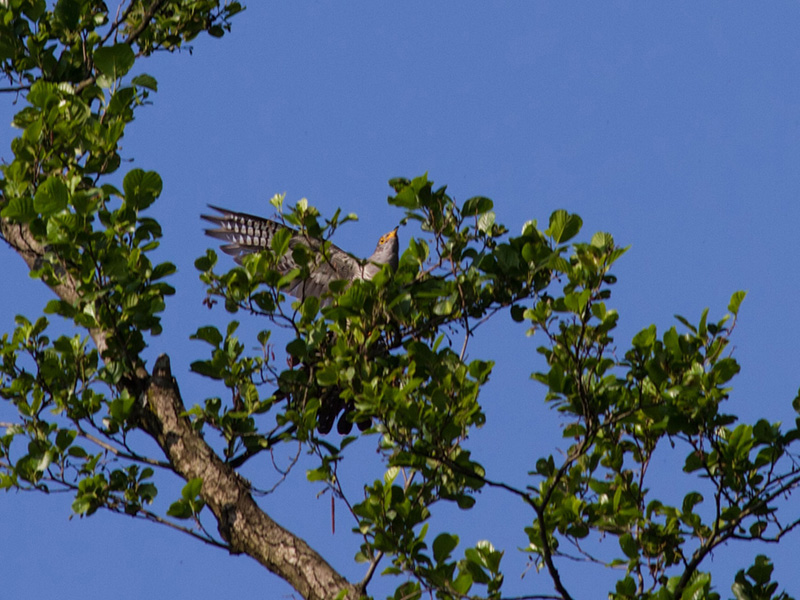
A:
0 85 30 94
1 219 114 361
1 217 359 600
141 354 358 600
227 423 297 468
74 425 172 469
108 500 230 549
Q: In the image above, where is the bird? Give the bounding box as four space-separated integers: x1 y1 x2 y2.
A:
201 205 400 435
201 205 399 303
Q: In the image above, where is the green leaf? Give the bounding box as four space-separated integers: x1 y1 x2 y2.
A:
521 242 537 262
190 360 221 379
270 227 292 257
407 237 429 264
616 576 636 596
34 177 69 215
663 327 681 358
316 366 338 387
1 197 36 222
108 393 136 424
55 429 76 452
301 296 319 321
456 495 476 509
746 554 774 585
43 299 76 318
151 262 176 281
547 210 582 243
433 297 454 316
307 467 330 482
728 290 747 316
195 249 218 272
384 467 399 485
462 196 493 216
123 169 162 210
389 174 428 209
131 73 158 91
94 43 135 81
590 231 614 248
682 491 703 514
619 533 638 559
191 326 223 347
167 499 192 519
433 532 459 563
72 497 94 515
510 304 525 322
54 0 80 29
712 357 740 384
478 211 496 234
452 571 473 595
680 571 711 599
182 477 203 500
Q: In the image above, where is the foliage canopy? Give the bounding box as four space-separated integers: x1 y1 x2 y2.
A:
1 3 799 600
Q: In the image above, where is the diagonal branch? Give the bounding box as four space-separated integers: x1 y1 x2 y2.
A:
143 355 358 600
1 219 114 361
1 217 359 600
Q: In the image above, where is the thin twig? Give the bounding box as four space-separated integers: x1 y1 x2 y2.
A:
498 596 564 600
228 423 297 468
75 0 170 94
109 503 229 549
76 426 171 469
101 0 137 46
250 443 302 496
0 85 30 94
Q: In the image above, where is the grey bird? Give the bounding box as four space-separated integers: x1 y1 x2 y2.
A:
201 205 399 303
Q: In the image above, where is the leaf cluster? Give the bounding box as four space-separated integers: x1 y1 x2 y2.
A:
0 0 242 549
2 3 800 600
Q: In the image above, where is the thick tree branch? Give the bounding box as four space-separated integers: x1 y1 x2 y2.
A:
1 219 113 361
1 217 358 600
142 354 358 600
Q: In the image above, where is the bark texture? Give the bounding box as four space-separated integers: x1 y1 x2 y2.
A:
144 355 358 600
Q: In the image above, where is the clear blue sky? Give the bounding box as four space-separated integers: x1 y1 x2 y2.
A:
2 3 800 598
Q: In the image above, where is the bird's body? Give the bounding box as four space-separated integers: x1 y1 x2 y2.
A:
202 205 399 303
201 205 396 434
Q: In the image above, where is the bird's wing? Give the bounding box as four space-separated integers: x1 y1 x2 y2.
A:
202 205 364 301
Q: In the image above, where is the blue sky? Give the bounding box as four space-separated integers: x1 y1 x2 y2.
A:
2 3 800 599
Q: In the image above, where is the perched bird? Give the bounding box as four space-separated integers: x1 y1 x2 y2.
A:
201 205 399 303
201 205 399 434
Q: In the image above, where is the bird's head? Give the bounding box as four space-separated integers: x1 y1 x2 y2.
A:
372 227 400 270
